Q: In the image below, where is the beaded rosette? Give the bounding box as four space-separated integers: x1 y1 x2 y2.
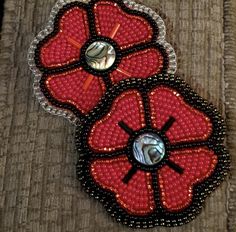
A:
28 0 230 228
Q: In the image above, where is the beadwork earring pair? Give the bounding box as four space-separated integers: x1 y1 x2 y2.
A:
28 0 230 228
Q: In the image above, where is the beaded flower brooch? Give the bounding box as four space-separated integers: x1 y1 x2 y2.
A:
28 0 230 228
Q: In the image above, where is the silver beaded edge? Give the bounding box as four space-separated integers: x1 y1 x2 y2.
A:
123 0 177 74
28 0 177 124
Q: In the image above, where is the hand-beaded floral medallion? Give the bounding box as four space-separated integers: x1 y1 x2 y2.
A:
76 75 230 227
28 0 230 229
28 0 176 123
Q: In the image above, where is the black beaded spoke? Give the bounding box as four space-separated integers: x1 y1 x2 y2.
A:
141 92 152 127
151 171 163 210
120 41 155 56
118 121 134 135
161 116 175 134
120 42 169 73
165 159 184 174
87 4 97 37
91 148 126 159
122 166 137 184
40 61 81 75
169 141 209 151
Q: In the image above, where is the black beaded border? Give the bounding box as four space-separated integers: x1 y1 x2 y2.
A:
75 74 230 228
34 1 88 74
33 0 170 119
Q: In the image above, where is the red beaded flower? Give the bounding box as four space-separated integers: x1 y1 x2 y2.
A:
76 75 229 228
28 0 176 122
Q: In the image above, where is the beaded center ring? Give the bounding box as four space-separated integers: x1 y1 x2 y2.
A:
133 133 166 166
85 41 116 70
125 127 171 172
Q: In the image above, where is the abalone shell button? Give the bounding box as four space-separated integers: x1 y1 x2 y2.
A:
85 41 116 70
133 133 165 166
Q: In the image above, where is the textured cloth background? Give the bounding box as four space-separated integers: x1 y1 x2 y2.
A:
0 0 235 231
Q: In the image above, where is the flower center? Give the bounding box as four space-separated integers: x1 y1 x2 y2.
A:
85 41 116 70
133 133 165 166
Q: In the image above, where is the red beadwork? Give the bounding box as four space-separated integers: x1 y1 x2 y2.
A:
111 48 163 83
89 90 145 151
91 156 155 215
30 0 228 226
149 87 212 143
46 68 105 113
41 7 89 68
88 87 219 214
94 1 153 49
159 147 217 211
38 1 166 116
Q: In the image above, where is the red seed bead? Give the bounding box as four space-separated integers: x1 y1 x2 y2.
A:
91 156 155 215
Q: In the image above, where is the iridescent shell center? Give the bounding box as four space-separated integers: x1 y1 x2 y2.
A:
133 133 165 166
85 41 116 70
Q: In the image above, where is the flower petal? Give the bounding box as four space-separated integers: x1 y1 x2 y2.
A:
94 0 154 49
110 48 164 83
89 90 145 152
149 87 212 143
158 147 217 211
45 68 105 114
40 6 89 68
91 156 155 215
